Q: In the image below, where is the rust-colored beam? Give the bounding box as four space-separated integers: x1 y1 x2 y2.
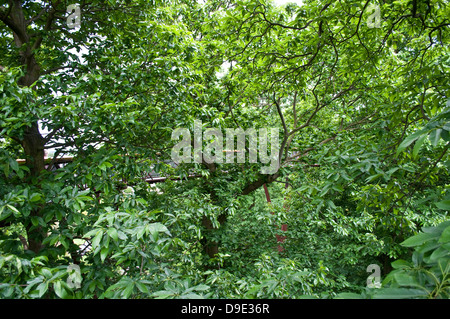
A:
263 183 287 253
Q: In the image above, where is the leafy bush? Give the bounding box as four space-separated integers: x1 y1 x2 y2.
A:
1 0 449 300
373 220 450 299
337 220 450 299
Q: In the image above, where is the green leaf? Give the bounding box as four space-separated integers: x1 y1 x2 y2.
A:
3 162 9 177
412 134 427 158
136 281 149 294
151 290 174 299
84 229 100 238
334 292 363 299
428 246 449 263
0 284 14 298
100 246 109 262
147 222 170 237
24 276 44 293
60 237 70 252
416 242 439 256
37 282 49 298
428 128 442 146
91 230 104 249
439 226 450 243
393 273 420 287
373 288 428 299
193 284 210 291
391 259 410 269
435 200 450 210
6 204 20 217
41 268 52 278
422 221 450 233
396 130 424 155
53 281 70 299
441 129 450 142
122 282 135 299
8 158 19 172
181 293 204 299
366 173 383 183
31 216 40 227
0 206 12 221
29 193 42 203
99 161 113 171
107 228 119 242
136 225 146 240
401 232 439 247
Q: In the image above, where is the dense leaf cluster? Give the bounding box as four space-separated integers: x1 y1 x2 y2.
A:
0 0 449 299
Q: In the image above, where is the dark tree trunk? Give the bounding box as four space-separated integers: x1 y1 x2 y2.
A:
201 214 227 259
2 1 47 253
201 172 280 259
22 122 46 176
22 122 47 254
202 216 219 259
241 172 280 196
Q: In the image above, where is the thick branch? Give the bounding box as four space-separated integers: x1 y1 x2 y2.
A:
240 171 280 196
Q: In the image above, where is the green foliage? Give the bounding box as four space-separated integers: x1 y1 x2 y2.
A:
0 0 449 300
373 221 450 299
336 220 450 299
397 100 450 156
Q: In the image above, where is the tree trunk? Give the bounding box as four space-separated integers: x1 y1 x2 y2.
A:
3 1 46 253
201 172 281 259
22 123 47 253
202 216 219 259
201 213 227 259
22 122 46 176
241 172 280 196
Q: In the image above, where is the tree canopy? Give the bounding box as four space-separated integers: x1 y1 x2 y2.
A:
0 0 449 299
